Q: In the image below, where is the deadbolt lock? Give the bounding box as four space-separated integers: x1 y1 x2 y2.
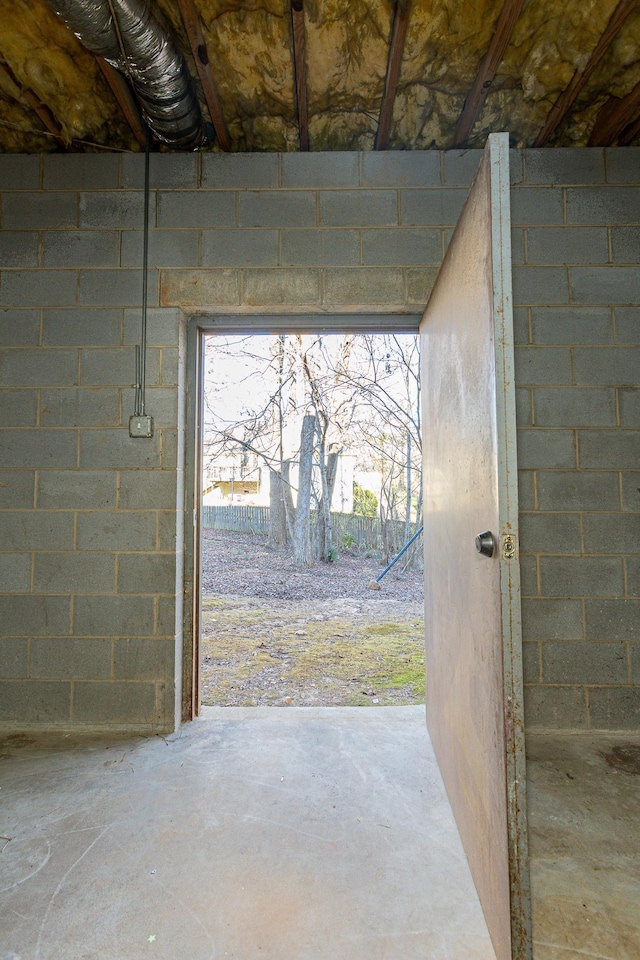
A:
475 531 495 557
503 535 516 559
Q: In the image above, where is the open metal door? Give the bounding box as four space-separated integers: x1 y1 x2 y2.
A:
421 133 531 960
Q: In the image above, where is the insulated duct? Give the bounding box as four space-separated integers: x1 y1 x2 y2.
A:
44 0 211 149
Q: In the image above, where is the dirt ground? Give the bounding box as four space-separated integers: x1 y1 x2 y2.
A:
200 529 425 707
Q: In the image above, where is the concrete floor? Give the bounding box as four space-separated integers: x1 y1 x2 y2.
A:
1 711 638 960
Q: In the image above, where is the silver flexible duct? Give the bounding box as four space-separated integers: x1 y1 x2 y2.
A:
44 0 210 149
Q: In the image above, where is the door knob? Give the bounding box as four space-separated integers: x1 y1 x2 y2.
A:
475 531 494 557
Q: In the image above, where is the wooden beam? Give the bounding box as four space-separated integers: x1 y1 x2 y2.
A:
177 0 231 151
618 110 640 145
589 79 640 145
533 0 637 147
291 0 309 151
452 0 526 148
0 59 68 149
375 0 412 150
96 56 147 149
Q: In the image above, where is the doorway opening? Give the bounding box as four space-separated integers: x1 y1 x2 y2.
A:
198 329 425 709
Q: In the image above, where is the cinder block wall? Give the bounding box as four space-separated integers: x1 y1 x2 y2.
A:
0 148 637 731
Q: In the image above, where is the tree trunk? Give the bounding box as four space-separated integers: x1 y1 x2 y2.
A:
315 442 339 561
281 459 296 543
268 469 288 546
293 414 315 566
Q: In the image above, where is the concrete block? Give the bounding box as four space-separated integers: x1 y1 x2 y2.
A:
611 226 639 263
442 150 482 185
362 151 441 187
158 348 180 387
0 429 77 469
0 232 39 266
627 558 640 597
0 680 71 723
405 267 439 303
362 228 441 265
0 270 78 307
121 229 199 268
37 470 117 509
570 266 640 305
543 640 627 684
2 193 77 229
42 231 119 268
117 553 176 594
0 154 40 188
73 595 155 637
80 192 156 228
586 599 639 640
33 553 115 594
159 427 182 470
157 190 235 228
631 642 640 676
583 514 640 554
44 154 119 190
566 187 640 224
513 307 530 345
281 229 359 266
518 470 535 510
514 346 572 385
0 638 28 678
0 348 78 386
510 228 525 265
3 511 74 551
118 470 177 509
537 471 620 511
605 147 640 184
0 388 37 426
41 387 120 427
123 308 183 346
530 306 613 345
282 152 359 187
519 512 581 554
522 640 540 681
0 471 35 508
534 387 617 427
114 637 174 681
157 510 178 551
80 346 140 386
321 190 397 227
121 386 178 427
324 267 404 304
73 680 157 724
578 430 640 468
202 229 279 267
43 308 121 347
79 429 161 470
0 553 32 592
79 269 158 307
519 556 538 595
524 684 588 729
526 227 609 265
160 269 239 307
513 266 569 305
510 188 564 225
521 598 583 641
524 148 605 184
202 153 279 189
157 595 178 637
239 191 316 228
615 307 640 344
0 595 70 636
30 637 113 679
540 557 623 597
76 511 157 552
619 388 640 427
621 471 640 511
401 189 466 226
516 428 576 468
0 309 40 346
242 268 321 305
588 687 640 730
515 387 532 426
121 153 198 189
574 346 640 386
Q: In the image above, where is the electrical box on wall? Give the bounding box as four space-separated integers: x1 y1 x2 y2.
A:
129 414 154 438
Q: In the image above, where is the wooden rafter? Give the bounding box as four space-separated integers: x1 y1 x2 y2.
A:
0 58 68 150
290 0 309 151
375 0 412 150
589 79 640 145
452 0 526 148
177 0 231 151
618 110 640 145
534 0 637 147
95 56 147 149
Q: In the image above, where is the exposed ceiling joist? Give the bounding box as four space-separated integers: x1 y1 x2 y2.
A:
375 0 412 150
618 110 640 145
0 58 68 150
452 0 526 148
589 79 640 145
176 0 231 151
291 0 309 151
534 0 637 147
95 56 146 149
